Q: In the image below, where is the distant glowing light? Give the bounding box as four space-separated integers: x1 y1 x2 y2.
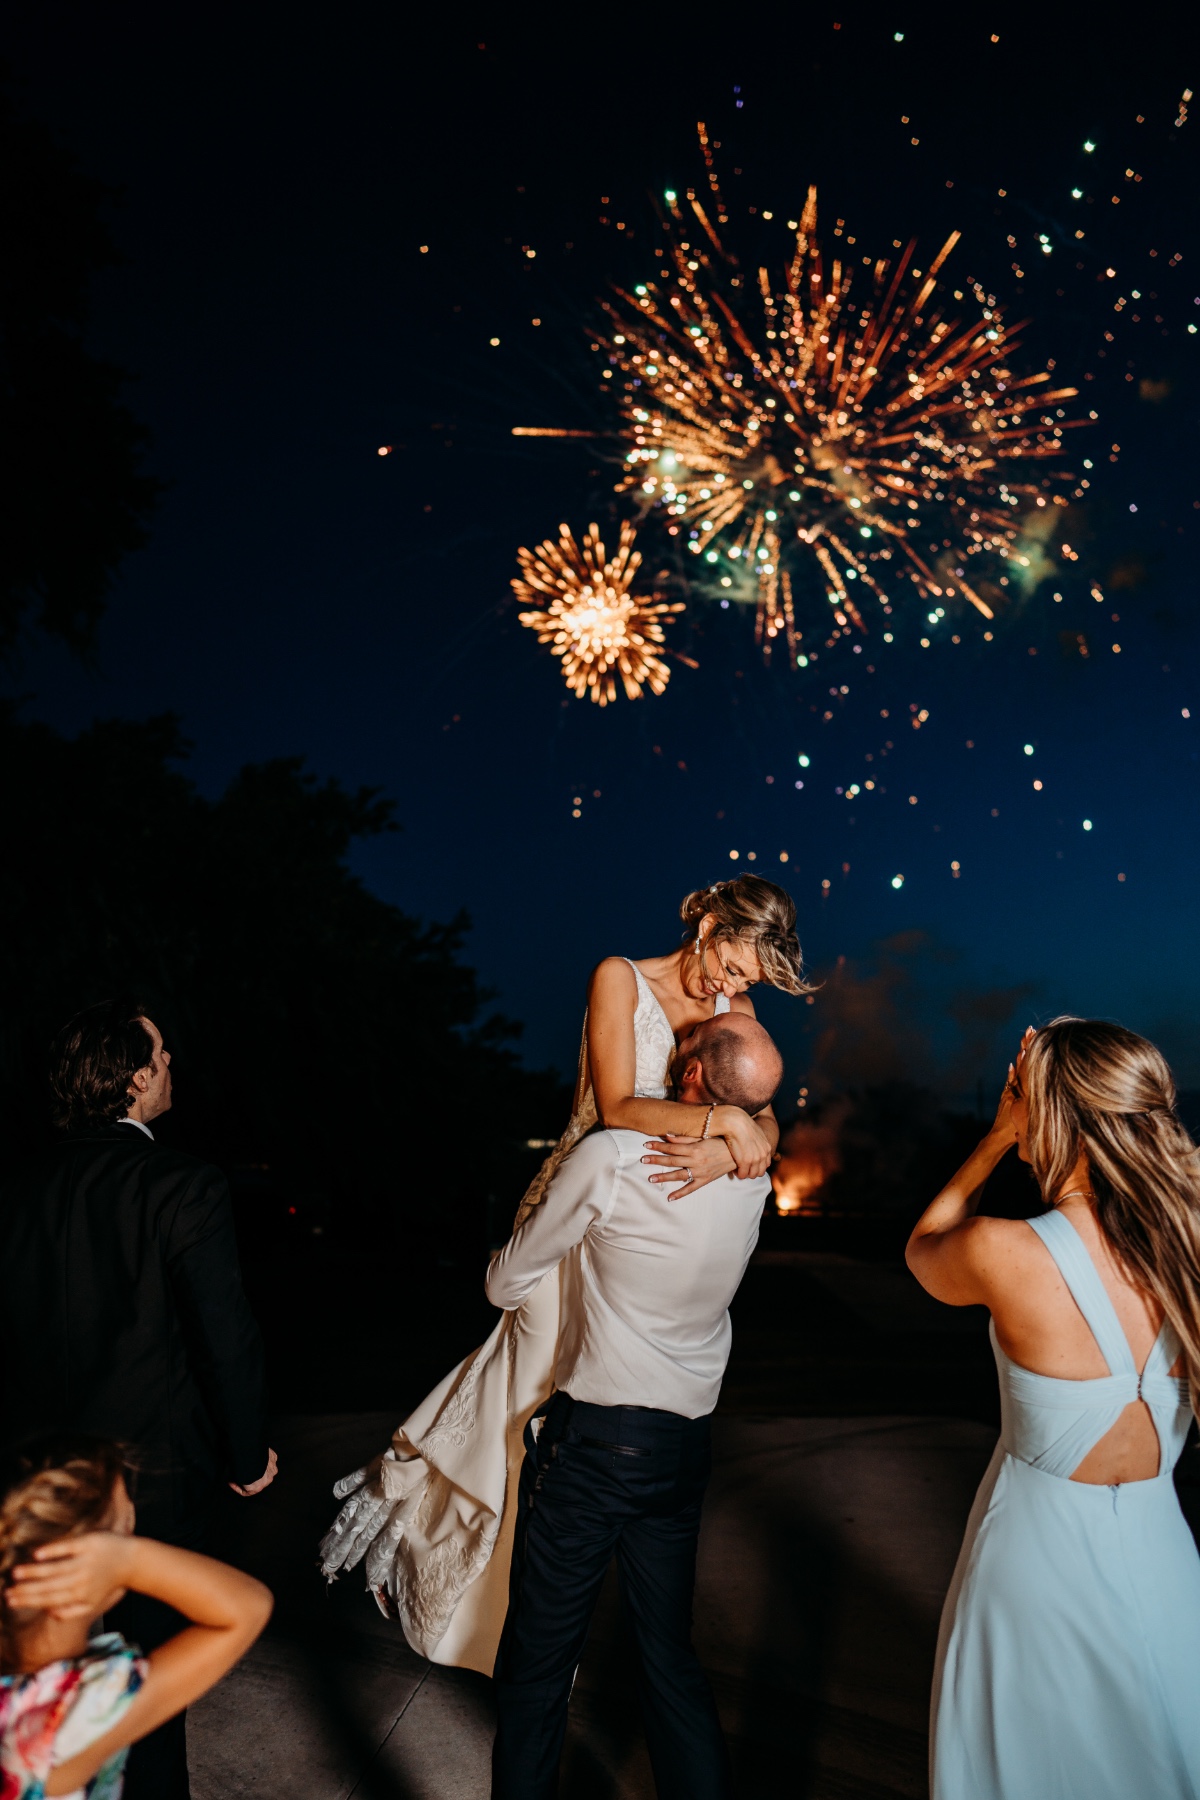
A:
1023 743 1034 755
1084 140 1096 152
377 445 392 456
1083 819 1093 831
798 753 811 766
891 874 905 889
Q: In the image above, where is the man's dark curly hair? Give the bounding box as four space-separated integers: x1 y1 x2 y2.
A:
49 998 155 1134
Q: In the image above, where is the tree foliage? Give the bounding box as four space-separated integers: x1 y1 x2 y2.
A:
0 94 159 654
0 708 568 1253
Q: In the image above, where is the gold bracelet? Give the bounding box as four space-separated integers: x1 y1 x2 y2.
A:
701 1103 716 1141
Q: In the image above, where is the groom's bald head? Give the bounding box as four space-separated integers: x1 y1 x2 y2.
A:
675 1014 783 1116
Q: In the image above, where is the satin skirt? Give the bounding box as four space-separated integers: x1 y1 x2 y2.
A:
932 1446 1200 1800
318 1263 562 1674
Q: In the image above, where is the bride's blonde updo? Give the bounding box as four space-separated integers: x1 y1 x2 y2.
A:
679 875 811 995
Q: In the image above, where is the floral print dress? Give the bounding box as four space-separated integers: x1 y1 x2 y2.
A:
0 1633 146 1800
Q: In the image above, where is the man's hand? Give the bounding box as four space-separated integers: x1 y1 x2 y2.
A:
7 1531 137 1619
643 1135 736 1200
230 1448 279 1497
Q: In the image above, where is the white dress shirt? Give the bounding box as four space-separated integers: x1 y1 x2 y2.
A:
116 1117 154 1140
486 1127 768 1419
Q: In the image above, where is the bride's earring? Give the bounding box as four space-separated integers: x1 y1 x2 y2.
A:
694 935 702 955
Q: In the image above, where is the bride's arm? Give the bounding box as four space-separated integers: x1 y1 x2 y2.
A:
587 959 773 1179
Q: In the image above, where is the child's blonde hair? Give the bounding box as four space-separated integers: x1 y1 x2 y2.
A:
0 1434 130 1671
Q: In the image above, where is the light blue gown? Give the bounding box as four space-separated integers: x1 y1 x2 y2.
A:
932 1210 1200 1800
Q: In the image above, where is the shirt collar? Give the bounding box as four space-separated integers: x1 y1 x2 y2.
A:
116 1117 154 1142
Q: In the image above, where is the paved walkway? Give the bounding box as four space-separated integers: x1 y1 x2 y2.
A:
190 1409 997 1798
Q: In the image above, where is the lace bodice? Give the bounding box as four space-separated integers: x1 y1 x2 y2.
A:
512 958 728 1227
625 959 681 1097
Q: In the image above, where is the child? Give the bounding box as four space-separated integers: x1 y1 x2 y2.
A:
0 1433 272 1798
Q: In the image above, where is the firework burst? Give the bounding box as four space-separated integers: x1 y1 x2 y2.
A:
598 161 1086 660
514 521 685 705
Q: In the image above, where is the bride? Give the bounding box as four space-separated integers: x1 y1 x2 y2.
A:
319 875 808 1672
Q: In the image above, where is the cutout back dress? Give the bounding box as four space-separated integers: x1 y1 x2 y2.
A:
932 1208 1200 1800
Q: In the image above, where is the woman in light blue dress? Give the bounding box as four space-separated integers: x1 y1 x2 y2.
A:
907 1017 1200 1800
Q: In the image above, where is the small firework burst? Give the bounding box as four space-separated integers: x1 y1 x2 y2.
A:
514 521 685 705
598 158 1086 658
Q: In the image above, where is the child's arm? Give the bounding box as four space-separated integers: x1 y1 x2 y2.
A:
10 1535 271 1797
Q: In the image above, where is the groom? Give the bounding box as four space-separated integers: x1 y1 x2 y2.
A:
487 1011 782 1799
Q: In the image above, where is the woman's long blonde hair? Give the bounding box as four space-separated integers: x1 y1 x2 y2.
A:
679 875 812 995
1023 1018 1200 1410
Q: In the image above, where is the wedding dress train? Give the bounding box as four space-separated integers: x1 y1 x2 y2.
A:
318 962 717 1673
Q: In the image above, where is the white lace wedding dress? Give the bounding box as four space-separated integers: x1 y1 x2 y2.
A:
318 962 725 1673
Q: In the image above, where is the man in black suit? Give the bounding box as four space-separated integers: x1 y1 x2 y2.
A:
0 998 277 1799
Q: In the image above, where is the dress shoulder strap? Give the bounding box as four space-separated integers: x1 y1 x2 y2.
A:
714 993 731 1015
1026 1211 1137 1377
620 956 653 1002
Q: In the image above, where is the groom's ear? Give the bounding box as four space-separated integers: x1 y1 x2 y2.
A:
678 1056 704 1092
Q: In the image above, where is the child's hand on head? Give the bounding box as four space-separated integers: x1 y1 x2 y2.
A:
7 1532 138 1621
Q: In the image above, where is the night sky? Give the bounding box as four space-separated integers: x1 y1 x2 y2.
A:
5 9 1200 1099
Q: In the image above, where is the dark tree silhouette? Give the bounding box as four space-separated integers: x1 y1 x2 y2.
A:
0 707 569 1266
0 94 159 654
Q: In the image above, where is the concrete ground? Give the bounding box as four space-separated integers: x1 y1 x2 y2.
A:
190 1407 997 1799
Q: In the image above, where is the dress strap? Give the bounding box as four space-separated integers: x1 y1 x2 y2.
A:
1026 1211 1138 1377
1140 1316 1183 1382
713 993 731 1016
621 957 649 996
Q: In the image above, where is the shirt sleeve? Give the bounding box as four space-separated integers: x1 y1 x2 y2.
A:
486 1132 620 1311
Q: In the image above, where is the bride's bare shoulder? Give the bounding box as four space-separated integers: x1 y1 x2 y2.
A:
587 957 638 1001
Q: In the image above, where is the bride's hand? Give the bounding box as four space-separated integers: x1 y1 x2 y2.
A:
713 1106 774 1179
642 1135 736 1200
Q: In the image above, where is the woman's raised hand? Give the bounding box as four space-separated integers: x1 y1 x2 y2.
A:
8 1531 136 1620
642 1134 736 1199
989 1026 1034 1146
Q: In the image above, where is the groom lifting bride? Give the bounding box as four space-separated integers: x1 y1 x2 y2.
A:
320 876 807 1795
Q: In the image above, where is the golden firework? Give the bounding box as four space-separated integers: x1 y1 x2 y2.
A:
514 521 685 705
598 156 1085 659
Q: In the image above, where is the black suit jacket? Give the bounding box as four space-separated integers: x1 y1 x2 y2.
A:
0 1123 269 1542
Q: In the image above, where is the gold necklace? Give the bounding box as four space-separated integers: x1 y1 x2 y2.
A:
1054 1187 1096 1206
